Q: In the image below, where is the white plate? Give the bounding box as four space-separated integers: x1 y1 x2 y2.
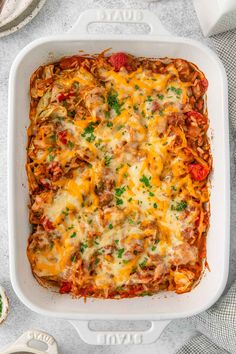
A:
0 0 47 38
0 0 34 27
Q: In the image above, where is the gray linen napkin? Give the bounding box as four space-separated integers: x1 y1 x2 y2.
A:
177 281 236 354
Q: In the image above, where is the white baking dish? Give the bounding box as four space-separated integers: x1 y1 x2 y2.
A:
8 9 230 345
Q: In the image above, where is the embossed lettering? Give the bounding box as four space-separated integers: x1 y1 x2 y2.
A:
28 331 55 345
98 10 143 23
97 333 143 345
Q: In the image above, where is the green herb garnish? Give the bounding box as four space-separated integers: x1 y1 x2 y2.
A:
140 175 152 188
139 257 148 269
70 232 77 238
68 140 75 149
167 86 182 96
104 155 112 166
48 154 55 162
116 198 123 206
175 201 187 211
68 110 76 118
107 91 123 115
71 254 77 262
108 223 113 229
80 242 88 253
117 248 125 258
115 186 126 197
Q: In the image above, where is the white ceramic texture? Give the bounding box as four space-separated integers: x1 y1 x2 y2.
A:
8 8 230 346
1 330 58 354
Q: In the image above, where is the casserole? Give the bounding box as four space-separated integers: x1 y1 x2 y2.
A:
27 51 211 299
8 9 230 345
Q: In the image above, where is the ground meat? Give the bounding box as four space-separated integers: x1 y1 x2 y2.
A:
98 191 113 207
174 59 191 81
167 112 186 127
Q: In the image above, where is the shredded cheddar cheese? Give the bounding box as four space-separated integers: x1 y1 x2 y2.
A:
27 52 211 298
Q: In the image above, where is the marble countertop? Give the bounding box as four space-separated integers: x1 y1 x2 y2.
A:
0 0 235 353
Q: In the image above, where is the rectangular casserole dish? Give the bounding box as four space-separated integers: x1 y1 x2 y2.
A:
8 9 230 345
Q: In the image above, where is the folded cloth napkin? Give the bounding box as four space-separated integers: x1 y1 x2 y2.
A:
177 281 236 354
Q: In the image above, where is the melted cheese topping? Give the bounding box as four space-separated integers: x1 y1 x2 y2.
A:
27 54 210 298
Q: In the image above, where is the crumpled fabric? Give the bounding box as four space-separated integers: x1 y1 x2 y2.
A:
177 281 236 354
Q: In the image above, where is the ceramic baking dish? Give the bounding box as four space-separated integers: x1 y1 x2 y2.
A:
8 9 230 345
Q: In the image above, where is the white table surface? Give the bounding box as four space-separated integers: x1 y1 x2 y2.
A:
0 0 235 353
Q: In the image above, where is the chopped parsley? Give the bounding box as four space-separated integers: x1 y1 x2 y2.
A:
48 147 53 153
157 94 164 100
116 286 124 291
116 198 123 206
105 111 110 119
107 91 123 115
135 84 140 90
153 203 158 209
114 239 119 245
81 122 96 142
176 201 187 211
67 140 75 149
48 154 55 162
139 257 148 269
171 200 188 211
71 254 77 262
123 259 130 264
140 175 152 188
107 121 113 127
117 248 125 258
67 225 74 230
167 86 182 96
138 291 153 296
149 192 154 197
70 232 77 238
151 246 157 251
147 96 153 102
49 133 57 142
115 186 126 197
128 197 133 202
62 207 69 216
171 185 177 191
128 218 135 225
68 110 76 118
108 223 113 229
80 242 88 253
95 258 100 265
104 155 112 166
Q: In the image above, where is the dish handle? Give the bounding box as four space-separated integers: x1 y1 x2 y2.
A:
0 330 58 354
69 9 170 36
70 320 171 345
